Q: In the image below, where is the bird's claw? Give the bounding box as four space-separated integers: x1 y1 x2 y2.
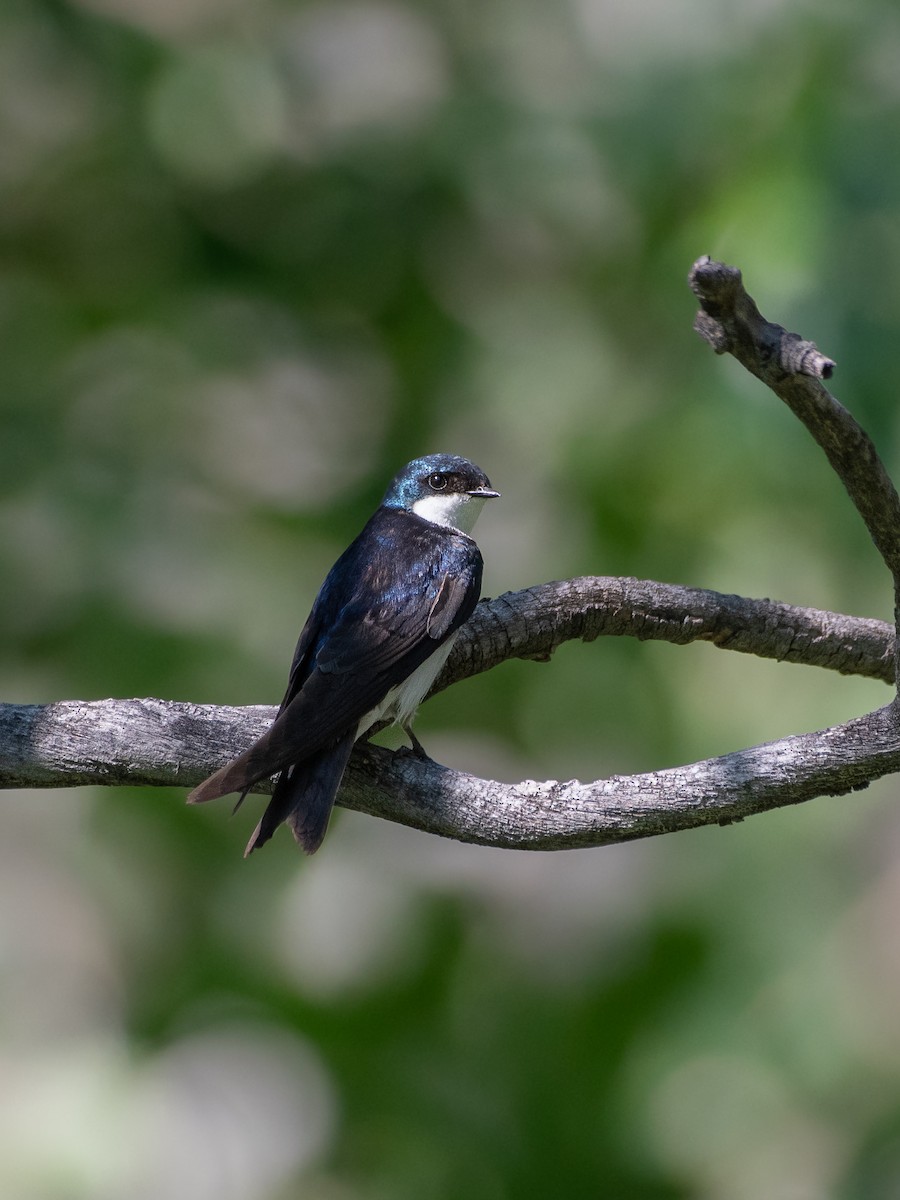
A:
399 728 431 760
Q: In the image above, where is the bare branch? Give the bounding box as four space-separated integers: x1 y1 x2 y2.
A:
2 695 898 850
3 259 898 853
446 577 894 692
342 706 900 848
0 578 893 793
690 255 900 683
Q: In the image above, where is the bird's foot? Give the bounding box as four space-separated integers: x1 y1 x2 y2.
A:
401 726 431 760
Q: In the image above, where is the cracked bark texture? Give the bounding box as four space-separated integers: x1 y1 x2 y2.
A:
2 257 899 850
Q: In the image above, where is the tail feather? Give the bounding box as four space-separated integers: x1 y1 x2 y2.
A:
187 700 328 806
187 737 301 807
244 731 357 857
186 739 281 805
188 762 254 806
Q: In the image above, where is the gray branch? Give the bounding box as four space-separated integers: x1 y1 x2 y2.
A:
690 255 900 679
1 690 898 849
3 258 900 850
448 576 894 691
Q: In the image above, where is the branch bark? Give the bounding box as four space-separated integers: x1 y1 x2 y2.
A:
690 256 900 679
2 697 896 849
446 577 894 691
3 258 899 850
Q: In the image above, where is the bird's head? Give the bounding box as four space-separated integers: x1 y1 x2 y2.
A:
383 454 500 534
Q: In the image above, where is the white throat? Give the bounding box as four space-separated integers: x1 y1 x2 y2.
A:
411 492 487 535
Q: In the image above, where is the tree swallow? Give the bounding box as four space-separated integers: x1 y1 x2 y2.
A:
188 454 499 855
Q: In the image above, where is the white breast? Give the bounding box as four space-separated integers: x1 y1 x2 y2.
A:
356 632 459 738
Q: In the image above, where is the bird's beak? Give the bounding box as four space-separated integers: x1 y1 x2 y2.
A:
469 487 501 499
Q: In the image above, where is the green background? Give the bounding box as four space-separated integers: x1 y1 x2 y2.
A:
2 0 900 1196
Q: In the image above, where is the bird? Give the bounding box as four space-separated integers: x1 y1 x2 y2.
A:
188 453 499 856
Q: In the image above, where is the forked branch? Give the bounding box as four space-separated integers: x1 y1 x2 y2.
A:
2 258 898 850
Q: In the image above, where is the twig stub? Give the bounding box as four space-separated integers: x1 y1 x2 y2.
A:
689 256 836 381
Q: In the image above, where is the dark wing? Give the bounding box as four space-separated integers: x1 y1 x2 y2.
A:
188 509 482 805
274 516 476 710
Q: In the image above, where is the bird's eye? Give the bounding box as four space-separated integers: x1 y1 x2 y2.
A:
428 472 447 491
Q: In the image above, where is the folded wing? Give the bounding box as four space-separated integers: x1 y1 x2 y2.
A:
187 509 483 807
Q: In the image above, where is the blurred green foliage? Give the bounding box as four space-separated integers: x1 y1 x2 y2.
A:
3 0 900 1197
